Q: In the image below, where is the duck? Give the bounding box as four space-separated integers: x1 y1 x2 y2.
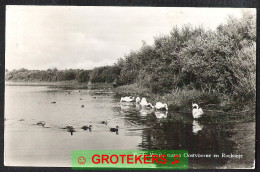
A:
51 101 56 104
37 121 45 126
155 102 168 111
140 97 154 108
192 103 204 119
136 97 141 103
120 96 135 102
81 105 84 108
110 126 119 132
61 126 73 130
65 126 75 132
81 125 92 131
66 126 75 135
101 121 108 125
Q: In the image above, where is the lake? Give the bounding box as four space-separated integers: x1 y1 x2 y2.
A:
4 85 243 168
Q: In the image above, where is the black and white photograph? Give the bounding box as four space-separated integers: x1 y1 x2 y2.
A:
4 6 256 169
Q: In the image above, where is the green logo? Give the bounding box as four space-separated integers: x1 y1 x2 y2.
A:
72 150 188 170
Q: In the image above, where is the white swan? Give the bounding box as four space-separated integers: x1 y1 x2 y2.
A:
155 102 168 111
154 111 168 119
120 96 135 102
192 120 203 134
192 103 204 119
136 97 141 103
140 97 154 108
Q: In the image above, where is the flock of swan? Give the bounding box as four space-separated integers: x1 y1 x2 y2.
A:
35 94 204 135
120 96 204 119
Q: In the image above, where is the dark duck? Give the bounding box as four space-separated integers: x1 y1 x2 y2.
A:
101 121 108 125
81 125 92 131
110 126 119 132
62 126 76 135
37 121 45 127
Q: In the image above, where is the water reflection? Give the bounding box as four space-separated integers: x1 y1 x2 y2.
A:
5 85 237 168
118 102 236 168
154 111 168 119
192 120 203 134
139 108 154 116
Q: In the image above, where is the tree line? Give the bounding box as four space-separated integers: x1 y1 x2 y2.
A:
6 12 256 103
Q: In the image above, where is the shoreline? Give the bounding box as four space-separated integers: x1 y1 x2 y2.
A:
5 81 114 90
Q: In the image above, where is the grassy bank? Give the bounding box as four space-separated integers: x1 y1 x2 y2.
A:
114 84 255 117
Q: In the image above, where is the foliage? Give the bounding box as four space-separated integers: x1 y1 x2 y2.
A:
6 12 256 105
90 65 121 84
6 68 90 83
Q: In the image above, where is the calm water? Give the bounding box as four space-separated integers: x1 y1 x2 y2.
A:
5 85 237 168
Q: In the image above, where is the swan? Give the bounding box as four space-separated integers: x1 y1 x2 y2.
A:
192 120 203 134
136 97 141 103
155 102 168 111
120 96 135 102
140 97 154 108
192 103 204 119
154 111 168 119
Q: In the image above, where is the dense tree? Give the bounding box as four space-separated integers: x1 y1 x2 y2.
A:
6 12 255 103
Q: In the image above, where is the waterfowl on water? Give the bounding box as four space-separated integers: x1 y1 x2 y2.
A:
110 126 119 132
61 126 73 130
155 102 168 111
136 97 141 103
81 125 92 131
63 126 75 132
66 126 75 135
101 121 108 125
51 102 56 104
37 121 45 126
120 96 135 102
192 103 204 119
81 105 84 108
140 97 154 108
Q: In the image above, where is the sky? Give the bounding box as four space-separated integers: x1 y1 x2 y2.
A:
5 6 254 70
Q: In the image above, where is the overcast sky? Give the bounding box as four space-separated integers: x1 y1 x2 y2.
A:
6 6 253 70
